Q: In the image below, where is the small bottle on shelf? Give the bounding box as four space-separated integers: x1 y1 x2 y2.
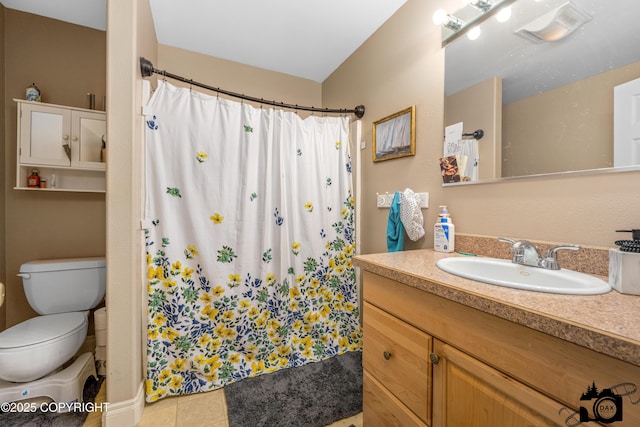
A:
27 169 40 188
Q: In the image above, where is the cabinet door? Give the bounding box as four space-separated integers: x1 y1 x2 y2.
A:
19 103 71 166
432 340 565 427
364 371 428 427
363 302 432 424
71 110 106 169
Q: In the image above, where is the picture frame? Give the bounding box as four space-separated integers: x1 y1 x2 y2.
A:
372 105 416 162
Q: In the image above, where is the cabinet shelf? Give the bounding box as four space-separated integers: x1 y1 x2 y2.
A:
14 186 106 194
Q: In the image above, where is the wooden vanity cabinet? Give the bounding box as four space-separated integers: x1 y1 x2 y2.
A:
362 271 640 426
363 302 431 426
432 340 565 426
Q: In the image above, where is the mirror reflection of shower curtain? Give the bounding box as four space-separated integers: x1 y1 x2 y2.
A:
143 81 362 402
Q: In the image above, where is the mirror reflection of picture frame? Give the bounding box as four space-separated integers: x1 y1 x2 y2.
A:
372 106 416 162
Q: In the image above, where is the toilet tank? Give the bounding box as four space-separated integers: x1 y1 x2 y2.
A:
18 257 106 315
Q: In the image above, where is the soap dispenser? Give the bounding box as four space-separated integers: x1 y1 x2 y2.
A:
434 205 455 253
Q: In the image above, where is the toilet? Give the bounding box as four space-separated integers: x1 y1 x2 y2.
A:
0 257 105 404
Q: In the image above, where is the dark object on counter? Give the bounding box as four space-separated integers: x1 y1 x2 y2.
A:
616 229 640 240
615 240 640 253
615 229 640 252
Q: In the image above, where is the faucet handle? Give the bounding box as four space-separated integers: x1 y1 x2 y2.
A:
498 238 533 264
498 237 516 245
543 244 580 270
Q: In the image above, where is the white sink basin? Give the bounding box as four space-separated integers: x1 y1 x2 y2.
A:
436 256 611 295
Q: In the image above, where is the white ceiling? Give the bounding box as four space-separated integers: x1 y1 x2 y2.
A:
0 0 407 83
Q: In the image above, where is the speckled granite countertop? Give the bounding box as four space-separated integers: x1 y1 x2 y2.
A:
353 249 640 367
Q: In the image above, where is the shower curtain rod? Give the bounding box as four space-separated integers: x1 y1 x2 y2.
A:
139 57 365 118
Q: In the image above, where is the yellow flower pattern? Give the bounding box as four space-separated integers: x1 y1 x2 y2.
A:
144 104 359 403
210 213 224 224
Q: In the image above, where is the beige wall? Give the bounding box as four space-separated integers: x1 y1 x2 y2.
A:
323 0 448 254
503 61 640 177
157 45 322 110
445 76 502 180
3 9 106 328
324 0 640 254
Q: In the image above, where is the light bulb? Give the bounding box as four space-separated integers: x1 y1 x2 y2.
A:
496 6 512 22
467 26 482 40
433 9 448 26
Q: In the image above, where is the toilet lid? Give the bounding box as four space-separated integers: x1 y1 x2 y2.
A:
0 312 87 349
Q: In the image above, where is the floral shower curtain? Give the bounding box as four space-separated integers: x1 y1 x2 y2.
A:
143 81 362 402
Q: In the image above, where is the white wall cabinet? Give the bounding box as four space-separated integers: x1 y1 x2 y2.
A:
15 99 106 192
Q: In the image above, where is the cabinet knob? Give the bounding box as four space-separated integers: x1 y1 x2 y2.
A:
63 135 69 141
72 136 78 141
429 353 440 365
383 351 392 360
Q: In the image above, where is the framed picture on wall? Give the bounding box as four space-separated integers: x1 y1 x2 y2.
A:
372 105 416 162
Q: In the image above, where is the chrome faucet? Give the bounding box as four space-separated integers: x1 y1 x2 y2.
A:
498 237 580 270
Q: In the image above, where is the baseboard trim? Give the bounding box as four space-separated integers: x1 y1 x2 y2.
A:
103 381 145 427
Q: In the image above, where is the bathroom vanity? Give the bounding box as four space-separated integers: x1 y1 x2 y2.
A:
354 250 640 426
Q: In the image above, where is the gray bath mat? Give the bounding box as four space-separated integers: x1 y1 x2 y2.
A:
224 351 362 427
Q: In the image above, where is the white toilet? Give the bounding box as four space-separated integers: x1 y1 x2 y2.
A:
0 257 105 404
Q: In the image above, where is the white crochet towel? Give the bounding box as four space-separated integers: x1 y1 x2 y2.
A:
399 188 425 241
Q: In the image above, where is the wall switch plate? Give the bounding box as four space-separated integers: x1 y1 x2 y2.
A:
417 192 429 208
360 141 366 150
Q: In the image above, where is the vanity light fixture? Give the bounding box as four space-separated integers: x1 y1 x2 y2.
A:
515 1 592 43
433 9 465 32
469 0 494 13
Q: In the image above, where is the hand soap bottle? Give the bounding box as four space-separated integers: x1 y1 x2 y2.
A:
434 205 455 253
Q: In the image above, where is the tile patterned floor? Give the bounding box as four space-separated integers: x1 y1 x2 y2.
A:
83 381 363 427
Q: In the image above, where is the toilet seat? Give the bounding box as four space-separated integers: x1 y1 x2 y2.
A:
0 312 87 349
0 312 89 382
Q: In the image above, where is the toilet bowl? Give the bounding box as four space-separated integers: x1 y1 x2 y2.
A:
0 312 88 382
0 257 105 385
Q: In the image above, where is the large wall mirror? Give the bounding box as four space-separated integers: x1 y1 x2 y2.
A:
444 0 640 183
